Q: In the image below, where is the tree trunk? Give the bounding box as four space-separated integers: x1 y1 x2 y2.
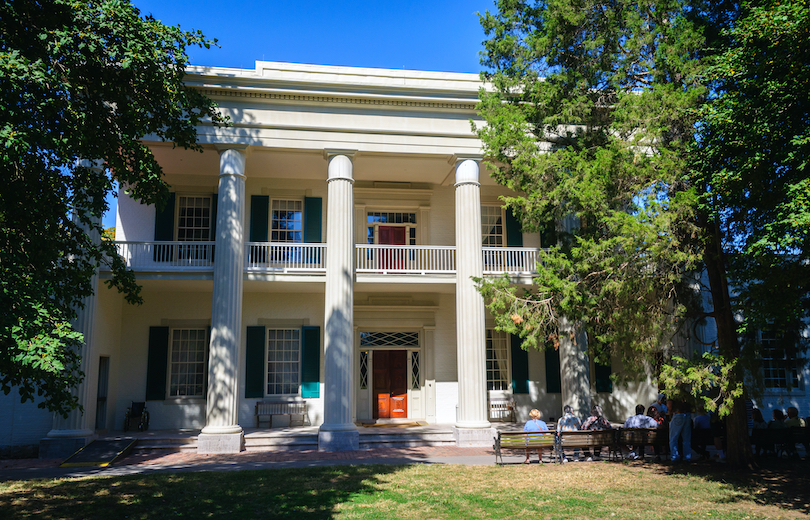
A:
702 214 755 468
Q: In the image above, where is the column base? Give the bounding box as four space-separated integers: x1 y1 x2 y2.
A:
39 436 94 459
452 426 495 447
197 432 244 454
318 429 360 451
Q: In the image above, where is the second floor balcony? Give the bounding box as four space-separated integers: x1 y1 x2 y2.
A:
111 241 543 279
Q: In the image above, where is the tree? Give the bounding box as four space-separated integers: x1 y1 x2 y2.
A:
475 0 767 466
682 0 810 464
0 0 227 416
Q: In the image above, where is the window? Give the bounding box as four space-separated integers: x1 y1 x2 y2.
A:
761 331 802 390
271 200 303 242
177 196 212 241
267 329 301 395
169 329 207 397
486 329 509 391
482 206 504 246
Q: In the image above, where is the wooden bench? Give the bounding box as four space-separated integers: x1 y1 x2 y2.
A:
556 430 618 462
488 398 516 422
750 427 809 458
616 427 668 459
494 430 555 464
255 400 308 428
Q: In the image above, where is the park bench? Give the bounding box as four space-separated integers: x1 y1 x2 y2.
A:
255 400 308 428
751 427 809 458
494 430 556 465
556 429 619 462
616 428 668 460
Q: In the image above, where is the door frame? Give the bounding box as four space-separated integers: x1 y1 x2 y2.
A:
355 329 423 421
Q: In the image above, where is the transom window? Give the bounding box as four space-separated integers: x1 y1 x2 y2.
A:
271 200 303 243
482 206 504 246
177 196 212 241
360 331 420 348
267 329 301 395
761 331 802 390
486 329 509 391
169 328 207 397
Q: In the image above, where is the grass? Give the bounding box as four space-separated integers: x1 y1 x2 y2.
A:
1 461 808 519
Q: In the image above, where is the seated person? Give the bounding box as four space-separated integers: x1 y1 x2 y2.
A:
557 404 583 462
580 404 612 461
751 408 768 456
523 409 550 464
783 406 806 458
692 406 711 460
623 404 658 460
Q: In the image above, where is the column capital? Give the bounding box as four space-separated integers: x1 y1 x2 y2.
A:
323 148 357 160
214 143 250 154
326 153 355 182
454 156 481 186
217 146 247 179
451 153 483 165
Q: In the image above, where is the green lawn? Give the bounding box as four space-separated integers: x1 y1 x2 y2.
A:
1 461 807 519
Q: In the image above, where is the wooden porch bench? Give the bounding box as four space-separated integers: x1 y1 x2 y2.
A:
494 430 555 464
255 400 308 428
488 398 516 422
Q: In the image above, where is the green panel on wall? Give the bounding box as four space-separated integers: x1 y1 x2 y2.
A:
505 207 523 247
545 347 561 394
145 327 169 401
304 197 322 243
245 326 266 398
153 193 175 241
301 326 320 398
249 195 269 243
510 334 530 394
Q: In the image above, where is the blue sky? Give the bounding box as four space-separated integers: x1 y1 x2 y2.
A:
104 0 495 227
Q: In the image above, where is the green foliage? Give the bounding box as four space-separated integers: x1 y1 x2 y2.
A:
659 353 745 417
476 0 718 374
0 0 227 416
692 0 810 353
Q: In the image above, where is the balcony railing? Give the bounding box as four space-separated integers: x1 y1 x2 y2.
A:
244 243 326 272
114 241 215 270
355 244 456 274
113 241 542 277
482 247 542 275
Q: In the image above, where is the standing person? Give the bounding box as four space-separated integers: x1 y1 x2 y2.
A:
580 404 613 461
650 394 667 414
692 406 711 460
523 409 550 464
669 400 693 462
623 404 658 460
557 404 583 462
648 406 666 461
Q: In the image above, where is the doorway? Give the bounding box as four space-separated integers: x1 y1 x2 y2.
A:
378 225 406 270
373 350 408 419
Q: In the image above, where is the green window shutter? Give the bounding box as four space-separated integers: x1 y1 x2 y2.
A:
146 327 169 401
510 334 530 394
245 326 265 398
153 193 175 241
595 361 613 393
301 326 321 398
505 207 523 247
303 197 322 243
545 347 562 394
249 195 269 242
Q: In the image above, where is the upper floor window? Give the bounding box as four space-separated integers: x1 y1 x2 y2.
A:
177 195 212 241
482 206 504 246
761 330 802 390
271 200 303 242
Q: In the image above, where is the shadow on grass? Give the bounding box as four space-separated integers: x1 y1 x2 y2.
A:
646 456 810 515
0 465 404 519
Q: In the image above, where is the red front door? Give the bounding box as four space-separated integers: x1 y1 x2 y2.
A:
373 350 408 419
378 226 406 270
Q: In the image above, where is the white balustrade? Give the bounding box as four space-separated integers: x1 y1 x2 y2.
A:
244 243 326 272
113 242 542 276
355 244 456 274
482 247 542 275
114 241 215 270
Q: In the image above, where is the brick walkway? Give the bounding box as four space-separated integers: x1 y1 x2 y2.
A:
1 445 495 472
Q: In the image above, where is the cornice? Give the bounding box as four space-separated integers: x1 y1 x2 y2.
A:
195 87 478 111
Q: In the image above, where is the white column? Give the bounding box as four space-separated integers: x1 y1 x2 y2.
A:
198 145 247 454
559 316 591 418
453 157 492 446
318 151 359 451
41 160 103 458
